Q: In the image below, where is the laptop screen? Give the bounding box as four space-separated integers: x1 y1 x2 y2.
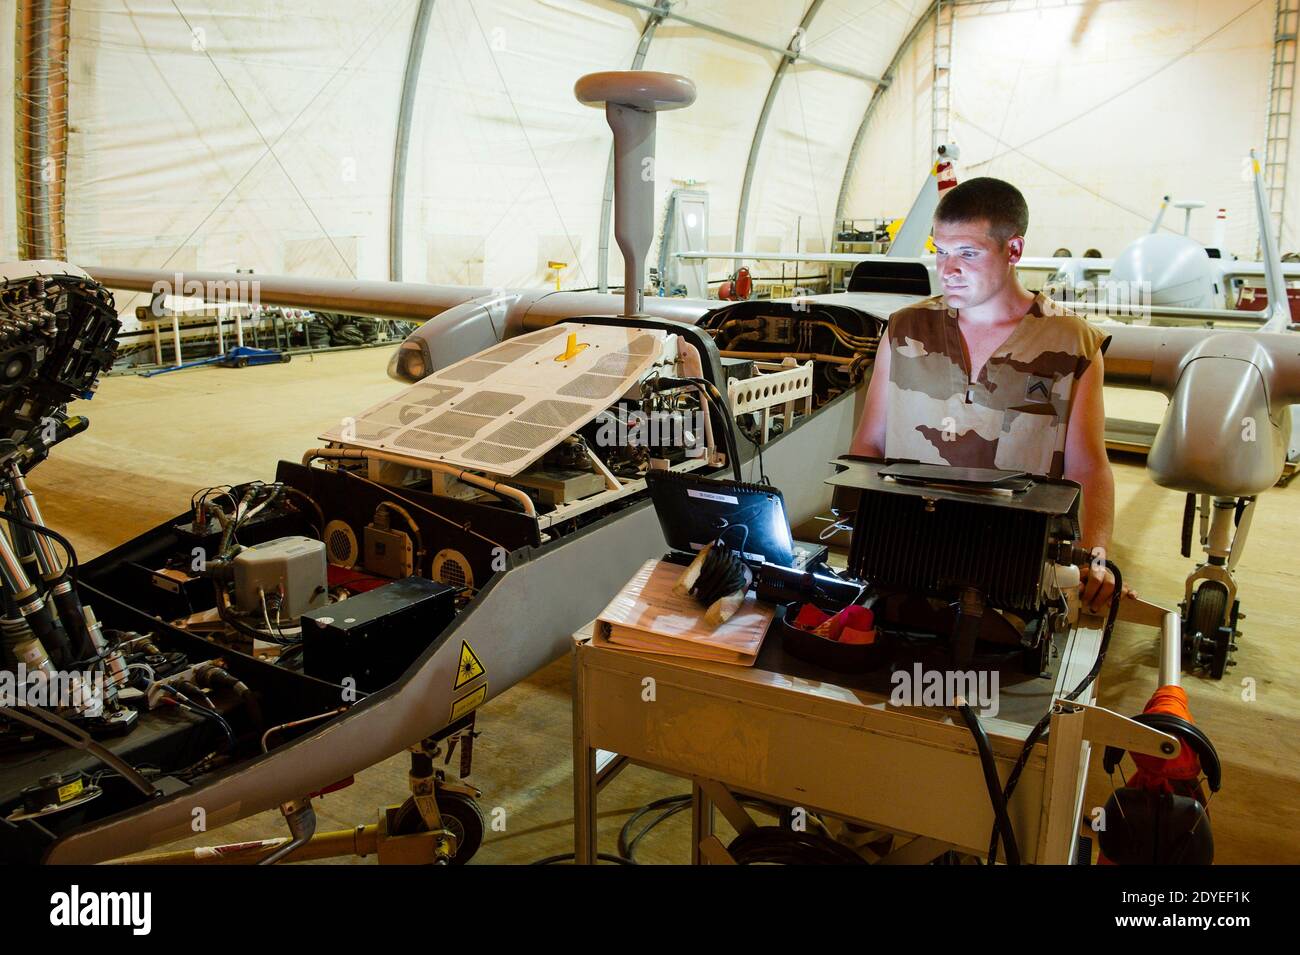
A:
645 469 796 568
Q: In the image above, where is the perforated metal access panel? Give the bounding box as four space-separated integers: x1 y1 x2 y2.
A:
324 322 666 477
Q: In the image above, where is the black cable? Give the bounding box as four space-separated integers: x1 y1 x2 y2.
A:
280 485 324 537
956 702 1019 866
612 792 814 864
690 539 751 606
530 852 636 865
647 376 742 481
727 827 868 865
617 794 691 860
157 685 236 753
214 580 301 646
0 508 78 580
987 559 1124 865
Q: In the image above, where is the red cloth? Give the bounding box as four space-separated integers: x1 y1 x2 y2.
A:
792 603 876 644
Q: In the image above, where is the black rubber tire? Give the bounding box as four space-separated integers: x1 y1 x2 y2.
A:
391 791 485 864
1190 582 1230 679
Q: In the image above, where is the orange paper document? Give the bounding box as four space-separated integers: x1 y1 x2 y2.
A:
595 559 775 666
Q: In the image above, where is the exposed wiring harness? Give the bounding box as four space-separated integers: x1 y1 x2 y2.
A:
644 375 741 482
154 684 236 753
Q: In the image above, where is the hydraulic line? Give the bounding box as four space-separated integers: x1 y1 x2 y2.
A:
0 517 72 668
3 466 92 659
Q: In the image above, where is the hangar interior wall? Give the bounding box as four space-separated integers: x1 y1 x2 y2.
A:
843 0 1283 260
0 0 1293 305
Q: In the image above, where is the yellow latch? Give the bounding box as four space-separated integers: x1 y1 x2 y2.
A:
548 260 568 291
554 331 589 362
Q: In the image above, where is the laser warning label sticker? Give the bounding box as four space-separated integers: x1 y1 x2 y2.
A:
454 640 485 690
450 684 488 723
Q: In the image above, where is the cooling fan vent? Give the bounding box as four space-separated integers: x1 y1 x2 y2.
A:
432 548 474 592
324 520 359 568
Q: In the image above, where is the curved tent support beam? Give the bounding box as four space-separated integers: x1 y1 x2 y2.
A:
733 0 830 254
389 0 437 281
833 1 939 232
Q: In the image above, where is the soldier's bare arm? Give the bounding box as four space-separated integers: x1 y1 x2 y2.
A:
1063 351 1119 610
850 329 892 456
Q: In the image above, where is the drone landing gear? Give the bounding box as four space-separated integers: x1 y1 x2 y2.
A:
1183 582 1239 680
391 728 485 865
1179 494 1250 680
115 723 486 865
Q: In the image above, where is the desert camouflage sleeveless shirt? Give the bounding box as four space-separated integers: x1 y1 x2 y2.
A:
883 292 1107 478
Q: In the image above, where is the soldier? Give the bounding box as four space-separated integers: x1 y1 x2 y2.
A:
851 177 1121 611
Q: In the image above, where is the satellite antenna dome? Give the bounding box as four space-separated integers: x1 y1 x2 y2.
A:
1106 233 1217 310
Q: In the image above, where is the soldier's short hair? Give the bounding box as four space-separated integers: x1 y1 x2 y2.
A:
935 177 1029 242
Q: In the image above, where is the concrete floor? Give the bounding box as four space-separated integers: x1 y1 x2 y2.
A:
33 346 1300 864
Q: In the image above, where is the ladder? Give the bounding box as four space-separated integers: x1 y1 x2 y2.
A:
1264 0 1299 254
932 0 956 156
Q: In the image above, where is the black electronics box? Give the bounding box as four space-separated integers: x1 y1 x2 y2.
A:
829 458 1080 613
302 576 457 691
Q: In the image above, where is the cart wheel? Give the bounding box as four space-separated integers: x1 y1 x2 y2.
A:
1188 582 1230 679
236 358 249 368
391 791 484 864
279 354 291 363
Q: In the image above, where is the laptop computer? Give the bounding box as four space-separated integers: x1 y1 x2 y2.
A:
645 468 827 570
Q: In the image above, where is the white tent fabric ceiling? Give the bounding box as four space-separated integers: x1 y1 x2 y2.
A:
0 0 1290 305
0 0 927 299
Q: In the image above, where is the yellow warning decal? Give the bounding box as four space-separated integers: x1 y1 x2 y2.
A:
57 778 84 803
450 683 488 723
454 640 486 690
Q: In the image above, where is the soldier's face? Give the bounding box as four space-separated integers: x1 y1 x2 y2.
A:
932 219 1024 310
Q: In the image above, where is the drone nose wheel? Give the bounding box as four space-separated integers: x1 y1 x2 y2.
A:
1183 581 1237 679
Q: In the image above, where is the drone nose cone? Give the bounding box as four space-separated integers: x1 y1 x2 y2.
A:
575 71 696 111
